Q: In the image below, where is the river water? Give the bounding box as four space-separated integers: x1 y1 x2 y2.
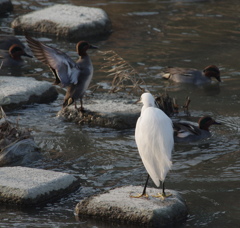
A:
0 0 240 227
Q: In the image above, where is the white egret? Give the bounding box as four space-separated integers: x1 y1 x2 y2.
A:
132 92 174 198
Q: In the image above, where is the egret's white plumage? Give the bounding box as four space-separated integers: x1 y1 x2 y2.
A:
135 92 174 191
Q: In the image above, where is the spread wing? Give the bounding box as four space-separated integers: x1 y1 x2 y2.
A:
26 36 80 87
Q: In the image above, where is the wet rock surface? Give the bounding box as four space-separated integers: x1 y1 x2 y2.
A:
58 93 140 129
0 166 79 205
75 185 188 227
11 4 112 40
0 76 58 111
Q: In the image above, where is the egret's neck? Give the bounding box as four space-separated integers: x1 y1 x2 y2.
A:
141 105 147 113
141 103 155 114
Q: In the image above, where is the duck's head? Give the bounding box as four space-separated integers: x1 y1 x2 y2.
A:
76 41 98 56
203 65 221 82
9 44 32 60
198 116 221 131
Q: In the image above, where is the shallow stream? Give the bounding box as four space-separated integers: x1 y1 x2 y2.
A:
0 0 240 227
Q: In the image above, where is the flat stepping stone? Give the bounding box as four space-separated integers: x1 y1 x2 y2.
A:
0 166 79 205
0 0 13 15
11 4 112 40
58 97 140 129
0 76 58 110
75 185 188 227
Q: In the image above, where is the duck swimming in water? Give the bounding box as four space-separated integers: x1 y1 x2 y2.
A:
173 116 221 143
0 36 32 67
162 65 221 85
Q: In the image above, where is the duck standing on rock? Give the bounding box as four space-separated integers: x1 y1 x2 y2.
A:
0 36 32 67
162 65 221 85
26 35 98 111
131 92 174 199
173 116 221 143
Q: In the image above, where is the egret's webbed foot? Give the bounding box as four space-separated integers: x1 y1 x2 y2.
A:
129 193 149 198
151 192 172 200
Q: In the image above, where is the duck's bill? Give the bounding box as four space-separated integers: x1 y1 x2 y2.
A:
216 76 221 82
89 44 98 49
23 52 33 58
213 121 221 125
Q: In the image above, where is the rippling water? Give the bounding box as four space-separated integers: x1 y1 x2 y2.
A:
1 0 240 227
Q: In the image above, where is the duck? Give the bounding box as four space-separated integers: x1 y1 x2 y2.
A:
161 65 221 85
0 44 33 67
173 116 221 143
25 35 98 111
0 36 32 67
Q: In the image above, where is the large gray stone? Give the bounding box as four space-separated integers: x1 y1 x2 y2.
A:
0 76 58 110
0 166 79 205
11 4 112 40
0 0 13 15
75 185 188 227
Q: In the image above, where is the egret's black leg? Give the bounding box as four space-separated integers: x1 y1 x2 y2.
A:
161 181 166 196
130 174 149 198
152 181 172 199
142 174 150 195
